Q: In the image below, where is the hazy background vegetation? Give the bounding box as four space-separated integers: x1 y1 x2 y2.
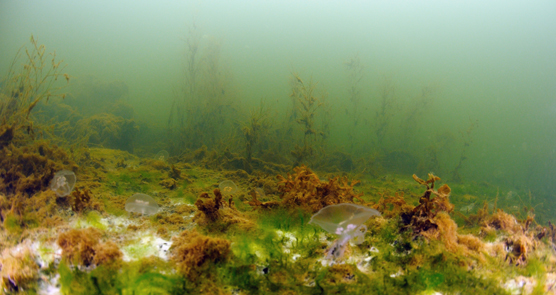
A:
1 1 555 198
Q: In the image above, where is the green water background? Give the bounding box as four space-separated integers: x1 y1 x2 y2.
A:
1 1 555 207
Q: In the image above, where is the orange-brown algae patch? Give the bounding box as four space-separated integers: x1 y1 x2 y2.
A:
70 187 105 213
159 178 177 190
153 212 188 239
0 245 39 292
486 210 522 234
503 233 538 266
373 192 414 219
420 212 487 266
457 234 484 252
174 204 196 215
169 229 231 281
57 227 102 266
57 227 122 267
93 240 123 266
193 188 255 231
276 165 364 213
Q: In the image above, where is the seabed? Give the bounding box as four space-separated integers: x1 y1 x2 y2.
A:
1 147 555 295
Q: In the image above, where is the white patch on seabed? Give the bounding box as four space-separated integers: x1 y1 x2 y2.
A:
357 247 379 273
390 270 403 278
275 230 301 260
101 216 136 230
31 241 61 269
120 232 172 261
502 276 537 295
37 274 60 295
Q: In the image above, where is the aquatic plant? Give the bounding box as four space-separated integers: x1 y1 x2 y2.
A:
288 72 327 167
276 165 364 213
0 244 39 292
343 53 366 155
57 227 122 267
169 164 181 179
70 187 92 213
167 23 238 154
0 37 76 200
58 256 184 295
401 173 454 235
450 119 478 183
373 76 397 150
242 99 273 171
125 193 159 216
50 170 76 197
194 188 254 232
310 203 381 260
170 229 231 281
159 178 177 190
399 85 436 146
254 188 265 199
247 187 280 210
0 35 68 146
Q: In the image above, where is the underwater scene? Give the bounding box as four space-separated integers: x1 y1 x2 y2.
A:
1 1 556 294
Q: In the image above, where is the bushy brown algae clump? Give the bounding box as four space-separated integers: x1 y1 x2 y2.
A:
57 227 101 266
373 174 491 264
276 165 364 213
0 244 39 292
247 189 280 210
457 197 545 266
1 188 69 237
374 191 415 219
194 189 223 222
159 178 178 190
57 227 122 267
0 141 77 196
0 36 75 208
400 173 454 235
70 188 91 213
92 240 123 266
170 229 231 281
193 188 254 231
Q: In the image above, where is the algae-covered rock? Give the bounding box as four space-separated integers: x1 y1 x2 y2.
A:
170 229 230 281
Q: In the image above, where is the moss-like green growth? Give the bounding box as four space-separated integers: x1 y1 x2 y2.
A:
59 258 185 295
524 257 546 277
3 211 22 235
78 211 106 230
259 207 310 232
183 192 197 204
